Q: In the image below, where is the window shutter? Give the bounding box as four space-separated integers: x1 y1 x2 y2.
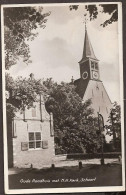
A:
21 142 28 151
42 140 48 149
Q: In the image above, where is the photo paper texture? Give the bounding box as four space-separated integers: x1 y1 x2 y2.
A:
1 2 125 194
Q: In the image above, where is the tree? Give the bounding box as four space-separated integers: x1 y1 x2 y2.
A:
6 76 102 154
44 79 102 154
69 4 118 27
44 79 93 130
105 102 121 150
60 116 103 154
4 7 50 69
6 73 47 119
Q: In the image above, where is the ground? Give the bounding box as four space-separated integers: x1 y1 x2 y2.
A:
8 160 122 189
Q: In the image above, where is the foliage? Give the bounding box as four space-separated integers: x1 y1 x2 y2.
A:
6 73 47 119
4 7 50 69
105 102 121 149
57 117 103 154
69 4 118 27
6 103 17 120
44 79 102 154
6 76 102 153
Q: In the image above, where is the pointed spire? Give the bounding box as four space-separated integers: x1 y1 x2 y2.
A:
84 15 87 31
80 26 98 63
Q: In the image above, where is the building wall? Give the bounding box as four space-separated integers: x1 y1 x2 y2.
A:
11 95 55 169
83 80 112 121
82 80 113 142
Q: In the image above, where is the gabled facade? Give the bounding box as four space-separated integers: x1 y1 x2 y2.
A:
7 95 55 169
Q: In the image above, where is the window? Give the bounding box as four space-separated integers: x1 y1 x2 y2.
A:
91 61 94 69
91 62 98 70
95 63 98 70
28 132 41 149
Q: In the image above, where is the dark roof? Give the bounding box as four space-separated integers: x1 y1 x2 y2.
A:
79 29 98 63
74 78 89 99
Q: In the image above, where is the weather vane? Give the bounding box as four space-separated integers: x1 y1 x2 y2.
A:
83 13 88 30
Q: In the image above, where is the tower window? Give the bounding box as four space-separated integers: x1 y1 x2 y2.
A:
91 61 98 70
95 63 98 70
91 61 94 69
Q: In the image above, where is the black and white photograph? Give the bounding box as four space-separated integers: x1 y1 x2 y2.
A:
1 2 125 194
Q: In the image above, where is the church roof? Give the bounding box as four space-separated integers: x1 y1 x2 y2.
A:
79 28 98 63
74 78 89 99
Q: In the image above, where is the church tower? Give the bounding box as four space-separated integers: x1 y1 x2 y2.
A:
74 26 112 131
79 27 100 82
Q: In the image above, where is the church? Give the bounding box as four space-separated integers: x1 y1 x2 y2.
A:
74 26 112 142
7 25 113 169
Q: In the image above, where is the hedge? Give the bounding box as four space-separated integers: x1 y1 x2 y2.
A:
67 152 121 160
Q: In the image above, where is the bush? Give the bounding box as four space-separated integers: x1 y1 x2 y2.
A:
67 152 121 160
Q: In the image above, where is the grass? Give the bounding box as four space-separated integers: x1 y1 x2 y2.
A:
9 163 122 189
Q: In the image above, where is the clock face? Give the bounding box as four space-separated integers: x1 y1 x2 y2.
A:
92 71 99 79
82 71 88 80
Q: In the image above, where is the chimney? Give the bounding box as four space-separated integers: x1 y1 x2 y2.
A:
30 73 34 80
71 76 74 84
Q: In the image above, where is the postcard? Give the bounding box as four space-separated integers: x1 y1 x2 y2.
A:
1 2 125 194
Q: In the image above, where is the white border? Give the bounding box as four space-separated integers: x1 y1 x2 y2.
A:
118 1 125 190
1 2 125 194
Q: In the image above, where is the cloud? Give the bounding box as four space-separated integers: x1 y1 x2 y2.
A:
9 4 120 102
44 5 85 25
29 37 79 71
100 62 119 82
103 80 120 103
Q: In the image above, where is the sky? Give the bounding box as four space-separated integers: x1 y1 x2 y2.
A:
8 4 121 103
